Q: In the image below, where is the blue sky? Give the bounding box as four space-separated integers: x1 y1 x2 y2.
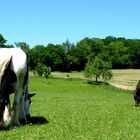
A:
0 0 140 47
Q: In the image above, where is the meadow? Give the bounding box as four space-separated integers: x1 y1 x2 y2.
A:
52 69 140 90
0 70 140 139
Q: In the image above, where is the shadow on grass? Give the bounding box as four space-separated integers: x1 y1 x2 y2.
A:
87 80 109 85
0 116 48 131
28 116 48 125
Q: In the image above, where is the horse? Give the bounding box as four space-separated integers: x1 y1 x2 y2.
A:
0 48 35 126
134 80 140 107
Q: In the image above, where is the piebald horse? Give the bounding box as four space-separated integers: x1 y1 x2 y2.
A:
0 48 35 126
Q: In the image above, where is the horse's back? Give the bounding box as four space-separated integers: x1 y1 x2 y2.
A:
10 48 27 74
0 48 27 72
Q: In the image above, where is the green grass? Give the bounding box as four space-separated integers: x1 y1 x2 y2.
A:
0 75 140 139
50 69 140 90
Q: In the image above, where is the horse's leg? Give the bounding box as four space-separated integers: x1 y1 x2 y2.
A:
18 94 27 123
3 103 12 125
12 88 23 125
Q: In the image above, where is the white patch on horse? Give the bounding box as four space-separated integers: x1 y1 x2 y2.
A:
3 105 12 125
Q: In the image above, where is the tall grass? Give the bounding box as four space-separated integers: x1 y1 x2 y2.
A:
0 75 139 140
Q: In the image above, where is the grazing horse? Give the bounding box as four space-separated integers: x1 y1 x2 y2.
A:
0 48 35 126
134 80 140 107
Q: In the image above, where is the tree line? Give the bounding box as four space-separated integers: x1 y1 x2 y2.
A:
1 34 140 72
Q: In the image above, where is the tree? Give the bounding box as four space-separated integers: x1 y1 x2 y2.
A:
15 42 30 54
28 49 38 70
29 45 47 69
0 34 7 48
84 56 112 82
102 62 113 82
103 36 116 46
5 44 14 48
104 41 129 68
66 45 86 71
65 38 93 71
127 39 140 68
45 44 66 71
90 38 104 56
62 39 73 53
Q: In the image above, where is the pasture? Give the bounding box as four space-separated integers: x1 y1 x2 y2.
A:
0 70 140 139
52 69 140 90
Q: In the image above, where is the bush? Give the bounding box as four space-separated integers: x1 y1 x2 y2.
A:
35 63 51 79
43 66 51 79
35 63 44 77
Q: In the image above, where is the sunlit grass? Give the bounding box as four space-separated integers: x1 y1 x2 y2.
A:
50 69 140 90
110 69 140 90
0 74 139 139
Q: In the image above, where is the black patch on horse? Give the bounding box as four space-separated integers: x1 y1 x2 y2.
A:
0 57 17 119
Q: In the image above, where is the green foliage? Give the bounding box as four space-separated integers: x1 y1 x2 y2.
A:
28 45 47 70
43 66 51 79
5 44 14 48
0 34 7 48
1 33 140 70
35 63 44 77
35 63 51 79
84 56 112 82
102 68 113 82
15 42 30 54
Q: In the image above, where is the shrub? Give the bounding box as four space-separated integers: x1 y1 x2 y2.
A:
35 63 44 77
35 63 51 79
43 66 51 79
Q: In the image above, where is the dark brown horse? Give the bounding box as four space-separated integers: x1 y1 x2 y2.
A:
134 80 140 106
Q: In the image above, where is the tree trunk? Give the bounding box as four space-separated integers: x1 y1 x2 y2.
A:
96 77 98 82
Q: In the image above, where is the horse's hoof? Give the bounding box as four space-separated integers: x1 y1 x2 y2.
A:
20 119 28 124
12 120 20 126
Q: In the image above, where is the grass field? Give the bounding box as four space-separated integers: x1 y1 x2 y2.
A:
52 69 140 90
0 70 140 139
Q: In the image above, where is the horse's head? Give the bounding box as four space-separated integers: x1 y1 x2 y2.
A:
24 92 36 120
134 93 140 107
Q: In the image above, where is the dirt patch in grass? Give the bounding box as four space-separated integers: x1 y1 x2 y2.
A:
110 69 139 90
110 83 134 90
